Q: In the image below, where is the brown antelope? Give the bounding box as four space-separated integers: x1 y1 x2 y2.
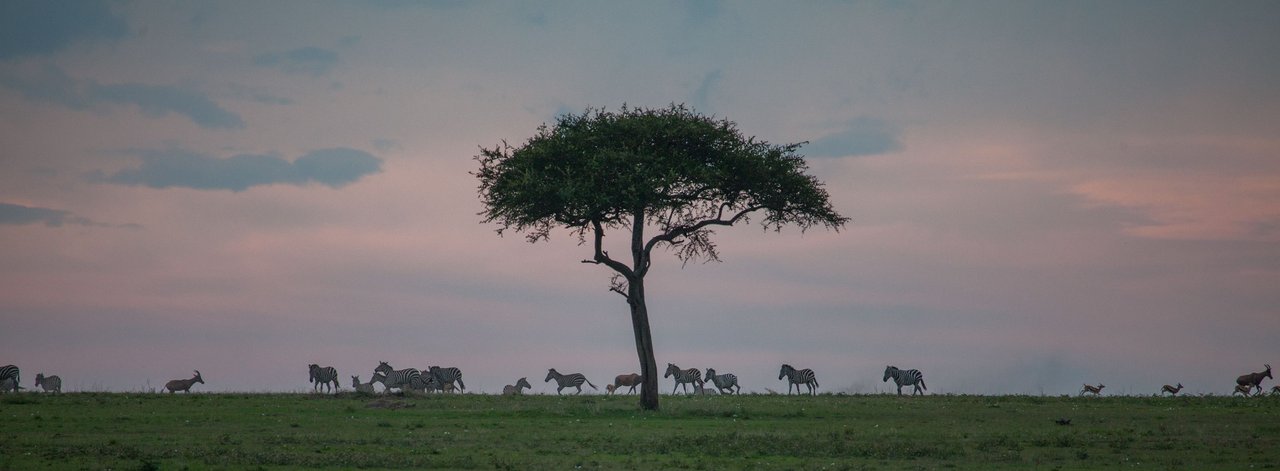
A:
1233 383 1253 397
608 373 642 395
1235 364 1271 395
1271 385 1280 396
1160 383 1183 396
502 377 531 395
1079 383 1105 396
164 370 204 393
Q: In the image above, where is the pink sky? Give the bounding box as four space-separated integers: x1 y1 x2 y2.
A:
2 1 1278 396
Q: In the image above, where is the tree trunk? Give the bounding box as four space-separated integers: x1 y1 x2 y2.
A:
628 277 660 410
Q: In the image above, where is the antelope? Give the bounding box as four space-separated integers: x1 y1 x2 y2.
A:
503 377 532 395
164 370 204 393
1079 383 1105 396
1235 364 1271 394
1233 383 1253 397
1271 385 1280 396
1160 383 1183 396
607 373 642 395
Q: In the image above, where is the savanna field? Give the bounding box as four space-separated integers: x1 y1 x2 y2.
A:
1 392 1276 470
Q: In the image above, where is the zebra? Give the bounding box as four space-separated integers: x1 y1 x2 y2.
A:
428 366 466 393
883 366 927 396
164 370 204 393
778 364 818 395
308 364 339 393
34 373 62 393
406 372 441 393
503 377 532 395
704 368 740 395
545 368 597 395
0 365 18 393
664 363 703 395
0 378 20 392
373 362 421 393
351 375 377 394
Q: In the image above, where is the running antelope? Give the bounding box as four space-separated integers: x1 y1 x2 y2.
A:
1160 383 1183 396
1233 383 1253 396
164 370 204 393
1236 364 1271 395
1079 383 1105 396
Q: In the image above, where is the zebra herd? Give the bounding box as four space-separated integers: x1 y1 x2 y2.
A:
3 362 1274 396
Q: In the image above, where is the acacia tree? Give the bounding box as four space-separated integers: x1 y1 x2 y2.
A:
475 104 848 410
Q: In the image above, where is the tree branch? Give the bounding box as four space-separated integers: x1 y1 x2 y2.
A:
643 205 765 256
583 219 634 278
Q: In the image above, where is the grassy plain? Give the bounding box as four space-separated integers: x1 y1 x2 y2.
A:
1 391 1276 470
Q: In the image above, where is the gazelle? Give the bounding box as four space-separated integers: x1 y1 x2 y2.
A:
1160 383 1183 396
1079 383 1105 396
1233 383 1253 397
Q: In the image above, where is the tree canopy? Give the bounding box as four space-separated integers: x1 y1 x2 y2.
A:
475 104 848 410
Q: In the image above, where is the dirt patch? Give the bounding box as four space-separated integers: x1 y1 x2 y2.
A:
366 398 416 409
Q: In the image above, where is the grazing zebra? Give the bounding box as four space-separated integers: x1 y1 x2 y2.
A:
407 373 441 393
373 362 421 393
503 377 532 395
1160 383 1183 396
1236 364 1272 394
34 373 62 393
883 366 927 396
608 373 642 395
0 365 18 393
778 364 818 396
544 368 597 395
664 363 703 395
704 368 741 395
428 366 466 393
351 375 376 394
0 378 20 392
164 370 204 393
1079 383 1105 396
308 364 339 393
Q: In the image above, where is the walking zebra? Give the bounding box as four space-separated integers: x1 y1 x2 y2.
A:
34 373 62 393
704 368 741 395
545 368 597 395
664 363 703 395
503 377 532 395
883 366 927 396
308 364 339 393
0 365 18 393
778 364 818 395
428 366 466 393
373 362 421 393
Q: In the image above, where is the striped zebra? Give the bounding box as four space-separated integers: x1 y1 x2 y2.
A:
778 364 818 396
883 366 927 396
428 366 466 393
503 377 532 395
407 372 441 393
704 368 740 395
351 375 376 394
35 373 62 393
544 368 597 395
664 363 703 395
373 362 421 393
308 364 339 393
0 365 18 393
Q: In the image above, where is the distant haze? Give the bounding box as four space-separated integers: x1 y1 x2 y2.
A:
1 1 1277 396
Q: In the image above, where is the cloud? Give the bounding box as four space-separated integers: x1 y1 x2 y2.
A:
0 65 244 129
0 0 128 61
691 69 722 111
0 202 125 228
252 47 340 77
804 117 902 158
102 147 382 191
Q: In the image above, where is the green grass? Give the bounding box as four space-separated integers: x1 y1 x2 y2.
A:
1 392 1276 469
